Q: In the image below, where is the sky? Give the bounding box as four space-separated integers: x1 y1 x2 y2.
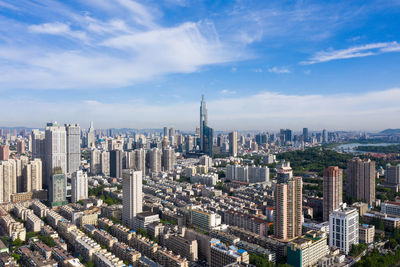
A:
0 0 400 131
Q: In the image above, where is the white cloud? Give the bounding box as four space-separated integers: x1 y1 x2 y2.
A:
1 88 399 131
0 2 243 90
268 66 290 74
302 41 400 64
220 89 236 95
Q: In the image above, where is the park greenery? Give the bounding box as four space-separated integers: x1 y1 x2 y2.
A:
350 243 368 257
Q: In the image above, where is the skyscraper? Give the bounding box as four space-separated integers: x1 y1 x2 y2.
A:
71 170 88 203
162 147 176 172
0 159 17 203
347 157 375 206
122 169 143 228
303 128 309 142
323 166 343 221
277 161 293 183
31 129 45 161
44 122 67 189
228 131 238 157
163 127 169 138
16 139 25 154
110 150 122 178
65 124 81 174
274 176 303 240
87 121 95 148
23 158 42 193
200 94 208 151
322 129 328 144
0 145 9 160
203 125 213 157
147 148 162 174
134 148 146 176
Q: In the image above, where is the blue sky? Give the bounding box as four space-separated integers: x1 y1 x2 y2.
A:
0 0 400 131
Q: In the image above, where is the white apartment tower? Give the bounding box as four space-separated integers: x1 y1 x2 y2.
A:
148 148 162 174
44 122 67 188
65 124 81 174
71 170 88 203
122 169 143 228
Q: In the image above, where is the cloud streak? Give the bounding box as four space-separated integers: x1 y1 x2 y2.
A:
302 41 400 64
268 66 290 74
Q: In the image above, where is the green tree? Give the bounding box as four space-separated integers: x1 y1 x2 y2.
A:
12 238 23 247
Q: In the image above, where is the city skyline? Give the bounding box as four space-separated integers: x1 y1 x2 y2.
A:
1 1 400 129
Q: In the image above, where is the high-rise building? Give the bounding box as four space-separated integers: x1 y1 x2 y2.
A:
323 166 343 221
0 159 17 203
0 145 9 160
200 95 208 152
347 157 376 206
90 149 102 175
44 122 67 189
31 129 45 161
49 172 67 206
147 148 162 174
101 151 110 176
122 169 143 228
163 127 169 138
302 128 309 142
71 170 88 203
280 129 292 145
329 204 359 254
203 125 213 157
386 164 400 190
228 131 238 157
162 147 175 172
274 176 302 240
110 150 123 178
65 124 81 174
16 139 25 154
276 161 293 183
23 158 42 192
87 121 95 148
169 127 175 146
185 135 194 154
134 148 146 176
322 129 328 144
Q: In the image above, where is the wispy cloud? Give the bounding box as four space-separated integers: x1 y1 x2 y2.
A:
268 66 290 74
0 1 244 90
220 89 236 95
302 41 400 64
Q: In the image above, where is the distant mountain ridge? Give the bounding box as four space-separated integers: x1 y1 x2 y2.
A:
380 129 400 135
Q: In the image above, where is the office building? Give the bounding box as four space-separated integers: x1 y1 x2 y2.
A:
386 164 400 190
329 204 359 254
162 147 175 172
65 124 81 174
200 94 208 152
228 131 237 157
280 129 292 145
185 135 194 153
0 145 9 161
191 209 221 231
322 129 328 144
44 122 67 189
49 173 67 206
287 231 329 267
110 150 122 178
347 157 375 206
274 176 303 240
163 127 169 138
87 121 95 148
122 169 143 228
203 125 214 157
72 170 88 203
303 128 309 142
323 166 343 221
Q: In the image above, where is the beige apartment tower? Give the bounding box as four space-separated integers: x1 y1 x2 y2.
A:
323 166 343 221
347 158 375 206
274 176 302 240
122 169 143 228
228 131 238 157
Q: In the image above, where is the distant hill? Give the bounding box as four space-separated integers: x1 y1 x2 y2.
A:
380 129 400 135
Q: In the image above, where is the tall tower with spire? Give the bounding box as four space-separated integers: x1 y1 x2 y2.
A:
200 94 208 151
